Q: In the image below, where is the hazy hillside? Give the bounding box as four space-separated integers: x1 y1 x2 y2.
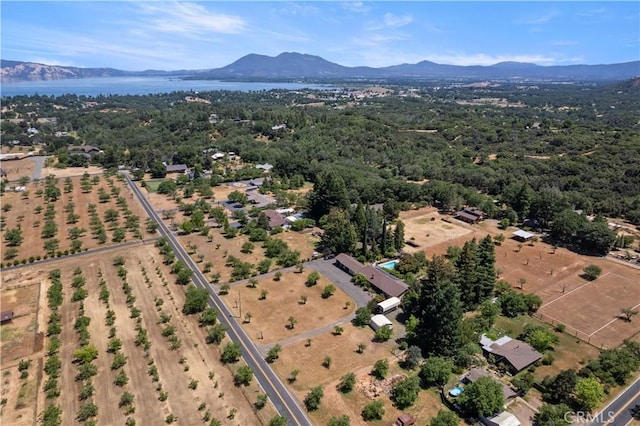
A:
2 53 639 83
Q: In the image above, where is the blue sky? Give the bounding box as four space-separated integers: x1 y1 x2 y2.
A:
1 1 638 70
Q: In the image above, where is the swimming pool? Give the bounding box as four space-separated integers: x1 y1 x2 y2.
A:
449 386 463 397
379 260 399 270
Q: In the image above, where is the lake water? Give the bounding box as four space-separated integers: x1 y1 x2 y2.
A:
0 76 335 97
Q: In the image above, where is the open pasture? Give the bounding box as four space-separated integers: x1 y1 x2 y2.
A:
223 269 356 345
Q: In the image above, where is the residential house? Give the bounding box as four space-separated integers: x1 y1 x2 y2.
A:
480 334 542 373
67 145 103 158
462 368 518 401
165 164 188 174
262 210 289 229
455 207 485 224
334 253 409 298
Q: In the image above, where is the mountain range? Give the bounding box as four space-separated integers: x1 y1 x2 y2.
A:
2 52 639 83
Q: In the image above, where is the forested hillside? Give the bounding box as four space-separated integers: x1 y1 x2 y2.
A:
2 80 639 229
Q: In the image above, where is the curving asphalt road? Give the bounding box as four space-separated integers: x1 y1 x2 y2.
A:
122 173 312 426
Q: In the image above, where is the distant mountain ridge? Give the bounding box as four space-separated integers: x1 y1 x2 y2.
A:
2 52 639 83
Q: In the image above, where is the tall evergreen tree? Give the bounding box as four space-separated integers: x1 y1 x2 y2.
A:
475 235 496 304
321 209 357 255
455 238 479 310
415 277 463 357
308 170 350 219
394 220 405 251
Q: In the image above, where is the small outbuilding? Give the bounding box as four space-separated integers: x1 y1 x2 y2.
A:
395 413 417 426
481 412 521 426
369 314 392 331
512 229 534 242
0 311 14 323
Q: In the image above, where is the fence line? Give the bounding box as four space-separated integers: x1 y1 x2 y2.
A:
531 312 608 350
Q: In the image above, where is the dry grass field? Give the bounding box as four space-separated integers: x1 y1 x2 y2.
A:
0 158 35 181
0 267 47 426
400 207 474 253
401 207 640 349
223 270 355 345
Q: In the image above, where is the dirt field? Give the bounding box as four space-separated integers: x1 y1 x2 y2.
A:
224 270 355 345
270 325 444 424
0 174 148 263
1 248 271 426
0 158 35 181
400 207 474 253
0 267 46 426
40 165 105 179
401 207 640 349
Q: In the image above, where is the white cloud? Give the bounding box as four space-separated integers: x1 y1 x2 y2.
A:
421 53 582 66
366 12 413 30
342 2 369 14
136 1 246 37
548 40 578 46
515 11 559 25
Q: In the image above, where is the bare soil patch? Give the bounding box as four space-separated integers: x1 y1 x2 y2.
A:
223 270 355 345
0 158 35 181
403 212 640 349
400 207 475 253
272 326 446 425
40 165 104 178
0 267 44 426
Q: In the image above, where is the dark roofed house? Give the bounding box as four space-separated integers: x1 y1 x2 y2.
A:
263 210 289 229
334 253 365 275
361 265 409 298
480 334 542 373
165 164 188 174
0 311 14 323
333 254 409 298
68 145 102 158
455 207 485 224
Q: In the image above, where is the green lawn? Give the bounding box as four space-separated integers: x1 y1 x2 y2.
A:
143 180 162 192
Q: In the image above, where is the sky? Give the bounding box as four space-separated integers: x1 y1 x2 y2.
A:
1 1 638 71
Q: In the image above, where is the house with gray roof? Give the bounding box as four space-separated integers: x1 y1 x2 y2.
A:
480 334 542 373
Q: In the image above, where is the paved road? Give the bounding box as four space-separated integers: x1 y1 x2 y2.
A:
591 377 640 426
1 238 157 272
123 173 312 426
31 155 47 181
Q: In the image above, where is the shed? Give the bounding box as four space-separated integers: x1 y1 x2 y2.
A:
0 311 14 323
481 412 521 426
512 230 534 242
376 297 402 314
370 314 392 331
396 413 416 426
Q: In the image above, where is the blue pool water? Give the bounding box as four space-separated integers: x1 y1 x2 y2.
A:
449 386 463 397
379 260 399 270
